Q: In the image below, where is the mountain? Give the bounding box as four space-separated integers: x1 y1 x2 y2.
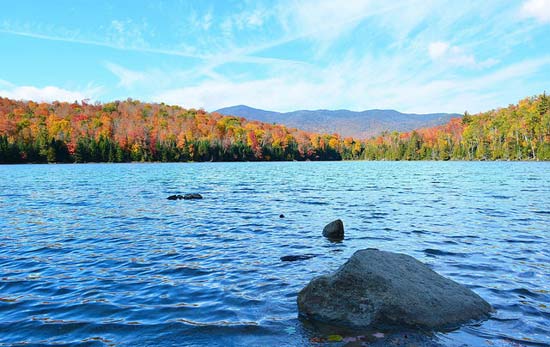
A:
214 105 459 138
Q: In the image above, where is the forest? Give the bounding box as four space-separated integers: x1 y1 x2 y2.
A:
0 93 549 163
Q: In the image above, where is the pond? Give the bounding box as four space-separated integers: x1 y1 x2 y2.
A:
0 162 548 346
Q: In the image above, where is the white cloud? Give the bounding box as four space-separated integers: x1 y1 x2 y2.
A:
149 54 550 115
290 0 371 31
106 19 149 48
521 0 550 23
428 41 450 59
105 62 147 88
428 41 498 69
0 79 14 88
0 19 206 59
281 0 382 45
0 83 102 103
1 1 545 116
0 26 204 59
218 7 269 39
203 11 213 31
246 10 265 27
189 9 213 31
152 78 341 112
220 18 233 37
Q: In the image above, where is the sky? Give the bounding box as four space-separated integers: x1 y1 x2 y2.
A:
0 0 549 114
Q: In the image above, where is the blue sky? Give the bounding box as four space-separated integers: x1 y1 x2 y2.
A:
0 0 549 113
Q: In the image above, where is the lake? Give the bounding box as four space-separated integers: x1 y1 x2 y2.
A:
0 162 549 346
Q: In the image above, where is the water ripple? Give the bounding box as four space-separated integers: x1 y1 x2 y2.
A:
0 162 549 346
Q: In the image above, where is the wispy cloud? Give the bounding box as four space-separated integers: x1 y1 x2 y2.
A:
1 1 548 114
0 27 205 59
106 19 151 48
521 0 550 23
0 79 14 88
0 20 307 74
152 77 342 112
104 62 147 88
281 0 395 45
429 42 450 60
189 8 213 31
428 41 499 69
150 52 550 114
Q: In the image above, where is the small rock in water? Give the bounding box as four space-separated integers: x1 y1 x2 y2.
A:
298 249 492 330
322 219 344 240
279 214 285 218
168 194 202 200
183 193 203 200
280 254 316 262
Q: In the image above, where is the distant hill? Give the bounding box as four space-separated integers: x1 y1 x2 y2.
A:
214 105 459 138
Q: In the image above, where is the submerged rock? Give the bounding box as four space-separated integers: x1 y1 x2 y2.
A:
297 249 492 331
281 254 316 262
183 193 203 200
167 193 202 200
322 219 344 240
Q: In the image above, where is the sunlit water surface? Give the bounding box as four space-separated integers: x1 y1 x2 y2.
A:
0 162 549 346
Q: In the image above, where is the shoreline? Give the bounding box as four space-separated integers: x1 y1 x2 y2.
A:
1 158 548 165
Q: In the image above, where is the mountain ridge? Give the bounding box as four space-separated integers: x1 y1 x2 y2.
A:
215 105 460 138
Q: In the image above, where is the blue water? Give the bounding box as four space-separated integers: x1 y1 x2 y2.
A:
0 162 549 346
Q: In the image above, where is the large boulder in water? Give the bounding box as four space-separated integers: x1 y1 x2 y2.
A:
322 219 344 240
297 249 492 331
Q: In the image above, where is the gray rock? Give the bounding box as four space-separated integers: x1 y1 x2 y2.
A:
280 254 316 262
167 194 184 200
183 193 203 200
297 249 492 331
322 219 344 240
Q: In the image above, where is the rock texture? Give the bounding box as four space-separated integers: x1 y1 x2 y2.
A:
183 193 203 200
167 195 183 200
322 219 344 240
168 194 203 200
297 249 492 330
280 254 316 262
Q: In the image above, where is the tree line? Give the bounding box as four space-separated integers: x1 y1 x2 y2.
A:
0 93 548 163
360 93 549 161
